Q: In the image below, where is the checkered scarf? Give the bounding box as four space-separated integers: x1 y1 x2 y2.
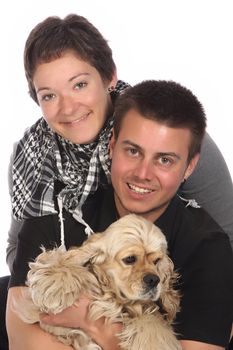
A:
12 80 129 222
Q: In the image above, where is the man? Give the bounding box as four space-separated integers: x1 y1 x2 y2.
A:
7 80 233 350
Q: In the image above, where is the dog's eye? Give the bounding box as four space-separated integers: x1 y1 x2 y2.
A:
122 256 137 265
153 257 161 265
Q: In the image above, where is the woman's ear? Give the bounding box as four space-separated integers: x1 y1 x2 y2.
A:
184 153 200 180
109 131 116 159
111 70 118 88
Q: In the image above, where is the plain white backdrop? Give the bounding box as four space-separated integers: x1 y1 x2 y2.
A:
0 0 232 276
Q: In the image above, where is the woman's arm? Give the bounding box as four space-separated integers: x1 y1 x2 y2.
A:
6 215 24 272
6 143 24 272
6 287 73 350
181 132 233 249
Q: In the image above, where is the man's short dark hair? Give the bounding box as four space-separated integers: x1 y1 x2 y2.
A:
114 80 206 161
24 14 116 103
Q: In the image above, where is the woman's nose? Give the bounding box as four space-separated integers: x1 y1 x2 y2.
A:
60 95 76 116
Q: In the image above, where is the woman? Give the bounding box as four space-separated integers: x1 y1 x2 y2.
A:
6 14 127 271
3 13 233 350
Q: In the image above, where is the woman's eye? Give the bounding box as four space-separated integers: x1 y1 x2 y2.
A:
122 256 137 265
74 81 87 90
41 93 55 102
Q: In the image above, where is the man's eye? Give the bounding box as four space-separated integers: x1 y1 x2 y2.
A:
122 256 137 265
126 148 139 156
159 157 172 165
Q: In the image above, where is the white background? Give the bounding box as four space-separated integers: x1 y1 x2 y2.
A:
0 0 232 276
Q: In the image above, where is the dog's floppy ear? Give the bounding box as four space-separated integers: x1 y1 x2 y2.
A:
75 232 108 266
27 247 103 313
158 256 180 323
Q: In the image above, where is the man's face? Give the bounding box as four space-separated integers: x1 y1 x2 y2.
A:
110 109 199 222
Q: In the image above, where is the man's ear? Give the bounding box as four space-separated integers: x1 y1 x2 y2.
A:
184 153 200 180
109 131 116 159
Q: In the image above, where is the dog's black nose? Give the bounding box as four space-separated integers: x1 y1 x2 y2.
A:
143 274 160 288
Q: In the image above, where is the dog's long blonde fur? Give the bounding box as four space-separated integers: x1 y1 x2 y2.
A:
15 214 182 350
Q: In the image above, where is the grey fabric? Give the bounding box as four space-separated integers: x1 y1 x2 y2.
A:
181 132 233 248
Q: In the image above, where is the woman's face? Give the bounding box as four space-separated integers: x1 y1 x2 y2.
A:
33 51 117 144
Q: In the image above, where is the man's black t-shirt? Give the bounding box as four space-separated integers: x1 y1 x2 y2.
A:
10 185 233 347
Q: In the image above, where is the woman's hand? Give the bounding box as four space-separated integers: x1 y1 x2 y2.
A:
40 295 122 350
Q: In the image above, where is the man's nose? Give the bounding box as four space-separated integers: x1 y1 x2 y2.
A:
134 159 154 180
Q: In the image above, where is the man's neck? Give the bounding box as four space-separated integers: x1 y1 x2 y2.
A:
114 193 170 223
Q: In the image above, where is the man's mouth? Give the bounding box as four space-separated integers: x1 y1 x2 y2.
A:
128 183 154 194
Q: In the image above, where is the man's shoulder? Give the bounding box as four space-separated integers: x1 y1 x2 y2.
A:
172 194 225 233
158 194 225 236
159 195 231 267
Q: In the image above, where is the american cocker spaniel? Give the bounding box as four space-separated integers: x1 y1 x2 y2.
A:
15 214 181 350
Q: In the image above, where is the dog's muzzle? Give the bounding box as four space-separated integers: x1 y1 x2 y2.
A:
143 274 160 290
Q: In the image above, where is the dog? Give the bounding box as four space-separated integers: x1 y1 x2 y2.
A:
15 214 181 350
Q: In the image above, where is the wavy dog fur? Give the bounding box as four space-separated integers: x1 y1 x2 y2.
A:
14 214 181 350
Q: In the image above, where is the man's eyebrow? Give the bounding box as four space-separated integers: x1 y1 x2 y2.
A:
121 141 181 159
122 140 141 149
156 152 181 160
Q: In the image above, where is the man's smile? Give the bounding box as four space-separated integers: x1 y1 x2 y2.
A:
127 183 155 194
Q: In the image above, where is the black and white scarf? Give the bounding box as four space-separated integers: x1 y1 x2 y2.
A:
12 80 130 226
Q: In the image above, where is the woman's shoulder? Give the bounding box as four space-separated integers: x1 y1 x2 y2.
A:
13 118 55 167
14 118 52 150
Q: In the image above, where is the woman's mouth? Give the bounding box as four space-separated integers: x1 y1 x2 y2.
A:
63 112 91 125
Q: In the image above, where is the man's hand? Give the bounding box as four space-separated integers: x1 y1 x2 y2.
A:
40 295 122 350
40 295 90 330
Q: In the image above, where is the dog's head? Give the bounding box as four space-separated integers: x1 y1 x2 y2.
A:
77 214 180 322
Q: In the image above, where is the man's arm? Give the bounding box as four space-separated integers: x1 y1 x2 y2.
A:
6 287 121 350
180 340 224 350
40 295 122 350
40 308 224 350
6 287 73 350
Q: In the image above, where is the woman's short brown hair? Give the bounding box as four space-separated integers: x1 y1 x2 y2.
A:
24 14 116 103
